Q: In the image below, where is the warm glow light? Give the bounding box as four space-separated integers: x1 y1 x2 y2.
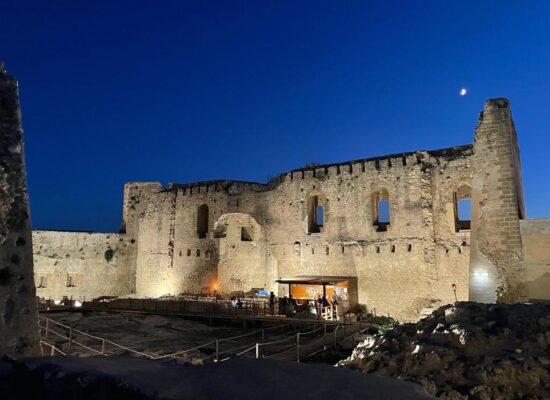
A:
473 271 489 278
74 300 82 307
53 299 61 305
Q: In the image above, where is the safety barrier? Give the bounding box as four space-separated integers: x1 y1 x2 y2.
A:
82 297 347 322
38 315 367 364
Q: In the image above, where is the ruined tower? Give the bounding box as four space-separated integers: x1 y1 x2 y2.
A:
0 62 40 357
469 98 526 303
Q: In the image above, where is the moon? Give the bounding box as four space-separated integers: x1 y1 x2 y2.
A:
460 88 467 96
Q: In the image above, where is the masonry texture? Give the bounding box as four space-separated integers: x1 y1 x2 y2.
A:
0 62 39 357
32 98 550 322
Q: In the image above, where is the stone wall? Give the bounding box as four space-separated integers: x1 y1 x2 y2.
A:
469 99 525 303
0 62 39 357
127 145 473 321
520 218 550 301
30 97 547 322
33 230 134 301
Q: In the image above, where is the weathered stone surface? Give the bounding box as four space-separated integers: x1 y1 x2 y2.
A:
0 62 39 357
32 230 135 300
469 99 526 304
340 302 550 399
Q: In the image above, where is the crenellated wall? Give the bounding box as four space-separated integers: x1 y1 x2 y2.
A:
123 145 474 321
31 98 550 322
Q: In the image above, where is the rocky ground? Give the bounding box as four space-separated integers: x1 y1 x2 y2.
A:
43 311 252 359
340 302 550 399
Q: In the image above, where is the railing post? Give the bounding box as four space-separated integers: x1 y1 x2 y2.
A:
323 323 327 350
68 328 73 354
215 340 219 362
296 332 300 363
255 343 260 359
50 344 55 356
101 339 106 355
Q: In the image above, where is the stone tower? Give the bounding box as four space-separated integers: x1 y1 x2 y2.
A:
0 62 40 357
469 98 526 303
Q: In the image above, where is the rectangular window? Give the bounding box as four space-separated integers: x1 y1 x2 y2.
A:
457 198 471 222
316 206 324 227
241 227 253 241
378 200 390 224
308 196 324 234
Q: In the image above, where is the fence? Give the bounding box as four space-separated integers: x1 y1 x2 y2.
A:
38 315 367 363
81 298 351 324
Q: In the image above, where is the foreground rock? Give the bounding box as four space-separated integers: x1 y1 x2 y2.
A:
0 62 39 358
340 302 550 399
0 355 432 399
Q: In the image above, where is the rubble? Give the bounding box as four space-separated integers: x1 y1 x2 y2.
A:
340 302 550 399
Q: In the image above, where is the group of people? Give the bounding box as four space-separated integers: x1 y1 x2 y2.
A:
268 291 339 317
230 297 243 309
268 291 299 317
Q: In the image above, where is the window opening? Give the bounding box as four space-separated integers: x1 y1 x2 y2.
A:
197 204 209 238
308 195 324 234
454 185 471 232
373 188 390 232
241 227 253 241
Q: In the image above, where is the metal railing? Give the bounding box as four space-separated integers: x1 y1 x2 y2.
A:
81 297 348 323
39 314 367 364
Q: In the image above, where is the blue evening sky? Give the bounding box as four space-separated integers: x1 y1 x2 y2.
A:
1 1 549 232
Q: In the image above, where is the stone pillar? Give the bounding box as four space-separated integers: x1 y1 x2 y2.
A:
0 62 40 357
469 98 526 303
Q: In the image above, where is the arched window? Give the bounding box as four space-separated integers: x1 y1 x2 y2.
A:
197 204 209 238
307 195 324 234
454 184 471 232
372 188 390 232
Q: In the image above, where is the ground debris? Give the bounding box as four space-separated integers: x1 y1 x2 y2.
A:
339 302 550 399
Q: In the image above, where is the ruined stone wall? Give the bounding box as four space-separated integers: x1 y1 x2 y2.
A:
134 181 265 297
29 97 544 322
121 182 163 293
216 213 268 294
469 99 525 303
0 62 39 357
132 147 473 321
519 219 550 301
260 148 472 321
33 230 134 301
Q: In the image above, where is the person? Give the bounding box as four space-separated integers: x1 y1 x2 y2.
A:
288 295 297 317
231 297 237 308
282 296 288 316
269 291 276 315
332 292 338 306
237 298 243 309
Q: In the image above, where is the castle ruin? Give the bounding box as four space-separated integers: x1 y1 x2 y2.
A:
32 97 550 321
